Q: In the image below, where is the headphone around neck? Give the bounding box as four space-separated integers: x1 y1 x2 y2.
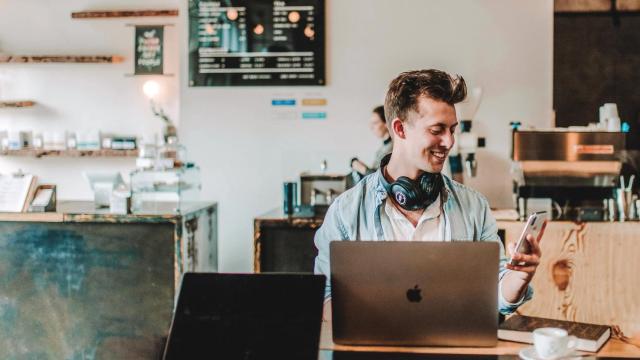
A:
379 154 444 211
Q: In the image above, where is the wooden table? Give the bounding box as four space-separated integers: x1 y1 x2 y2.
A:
319 319 640 358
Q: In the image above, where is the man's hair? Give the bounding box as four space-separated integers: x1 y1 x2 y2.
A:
372 105 386 123
384 69 467 129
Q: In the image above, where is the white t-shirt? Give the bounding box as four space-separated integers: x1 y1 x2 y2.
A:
380 194 450 241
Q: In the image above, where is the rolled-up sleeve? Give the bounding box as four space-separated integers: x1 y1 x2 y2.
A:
479 198 533 315
314 200 349 300
498 281 534 314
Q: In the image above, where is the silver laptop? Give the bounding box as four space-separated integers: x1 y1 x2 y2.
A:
330 241 499 347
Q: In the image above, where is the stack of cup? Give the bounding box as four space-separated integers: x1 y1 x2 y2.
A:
616 188 633 221
617 175 637 221
599 103 621 132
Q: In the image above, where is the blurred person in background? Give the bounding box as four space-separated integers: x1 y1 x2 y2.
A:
351 105 393 181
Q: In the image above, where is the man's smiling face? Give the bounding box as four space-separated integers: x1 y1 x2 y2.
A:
401 96 458 174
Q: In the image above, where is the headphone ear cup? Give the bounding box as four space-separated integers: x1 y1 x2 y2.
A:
390 177 422 210
419 172 441 194
419 172 444 202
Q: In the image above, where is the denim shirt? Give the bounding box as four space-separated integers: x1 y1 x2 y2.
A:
313 169 533 315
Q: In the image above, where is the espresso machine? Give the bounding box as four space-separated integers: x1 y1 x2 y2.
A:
299 172 348 217
511 129 625 221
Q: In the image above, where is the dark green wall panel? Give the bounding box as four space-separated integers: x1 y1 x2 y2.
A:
0 222 174 359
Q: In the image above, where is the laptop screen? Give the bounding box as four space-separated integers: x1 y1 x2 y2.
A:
163 273 325 359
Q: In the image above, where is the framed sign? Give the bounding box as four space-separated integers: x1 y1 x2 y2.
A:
135 25 164 75
188 0 325 86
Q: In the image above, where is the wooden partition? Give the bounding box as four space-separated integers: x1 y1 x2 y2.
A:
498 221 640 336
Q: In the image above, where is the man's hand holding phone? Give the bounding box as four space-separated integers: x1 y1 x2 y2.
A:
506 212 547 282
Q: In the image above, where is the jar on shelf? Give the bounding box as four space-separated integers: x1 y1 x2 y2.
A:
136 135 158 169
33 133 44 149
156 136 186 169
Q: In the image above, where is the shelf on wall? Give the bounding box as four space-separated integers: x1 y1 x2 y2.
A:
124 73 175 77
0 101 36 108
0 149 139 158
71 9 179 18
0 55 124 63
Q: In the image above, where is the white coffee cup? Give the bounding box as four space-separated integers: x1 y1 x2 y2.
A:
602 103 619 120
608 116 621 132
533 327 577 359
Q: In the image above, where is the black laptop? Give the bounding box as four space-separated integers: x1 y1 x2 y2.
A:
162 273 326 360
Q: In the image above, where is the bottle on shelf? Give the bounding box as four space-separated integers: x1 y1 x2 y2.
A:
42 131 66 150
66 132 77 149
33 133 44 149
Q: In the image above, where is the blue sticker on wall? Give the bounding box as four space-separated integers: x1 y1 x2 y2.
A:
302 112 327 120
271 99 296 106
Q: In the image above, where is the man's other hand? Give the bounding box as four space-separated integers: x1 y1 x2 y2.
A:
351 158 368 175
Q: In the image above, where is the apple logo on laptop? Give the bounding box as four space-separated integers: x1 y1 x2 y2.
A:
406 285 422 302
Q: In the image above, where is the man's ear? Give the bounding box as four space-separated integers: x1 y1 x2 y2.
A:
391 118 406 139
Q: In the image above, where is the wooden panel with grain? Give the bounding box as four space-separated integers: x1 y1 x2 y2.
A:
555 0 640 12
555 0 612 12
616 0 640 11
498 221 640 336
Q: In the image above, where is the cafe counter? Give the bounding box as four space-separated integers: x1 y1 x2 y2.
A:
0 201 217 359
254 208 640 338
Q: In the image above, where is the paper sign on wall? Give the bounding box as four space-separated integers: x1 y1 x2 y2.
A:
300 94 327 120
270 95 297 121
269 93 328 121
135 25 164 75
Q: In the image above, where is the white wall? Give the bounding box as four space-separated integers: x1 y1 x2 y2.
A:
0 1 553 272
0 0 180 199
180 0 554 272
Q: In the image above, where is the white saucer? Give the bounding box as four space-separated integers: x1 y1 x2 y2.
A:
519 346 582 360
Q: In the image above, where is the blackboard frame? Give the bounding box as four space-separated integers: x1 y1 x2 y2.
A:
188 0 325 86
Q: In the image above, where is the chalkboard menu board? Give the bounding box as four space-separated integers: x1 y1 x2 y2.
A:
188 0 325 86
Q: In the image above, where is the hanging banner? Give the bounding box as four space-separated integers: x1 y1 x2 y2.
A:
135 25 164 75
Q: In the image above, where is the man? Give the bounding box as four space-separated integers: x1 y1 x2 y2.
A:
314 69 542 316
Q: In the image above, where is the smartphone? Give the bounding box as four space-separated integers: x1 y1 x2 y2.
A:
509 211 547 266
